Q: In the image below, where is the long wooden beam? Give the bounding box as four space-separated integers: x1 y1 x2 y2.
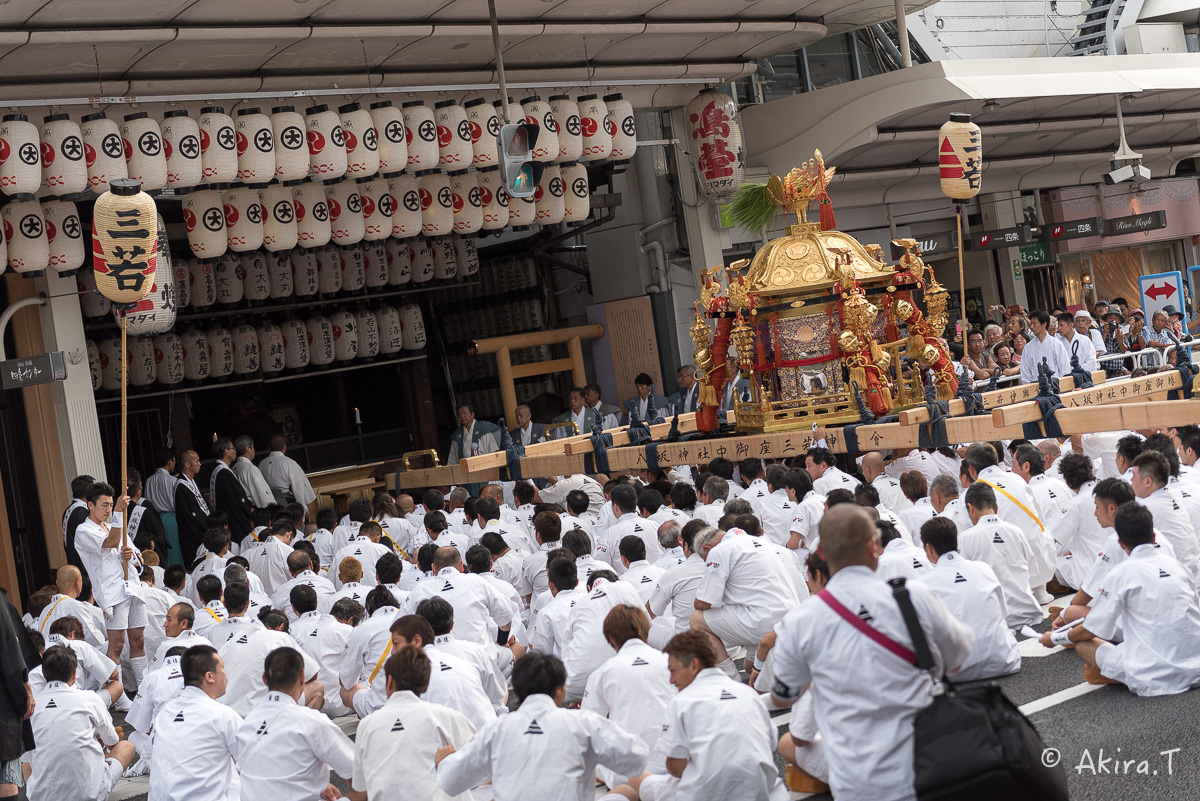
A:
1053 399 1200 435
898 371 1105 425
991 372 1183 428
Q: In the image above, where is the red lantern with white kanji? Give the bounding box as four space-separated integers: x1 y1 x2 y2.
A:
293 181 332 248
81 113 128 195
0 114 41 199
370 102 407 174
182 328 209 380
686 90 744 198
401 101 438 170
388 172 421 239
161 110 203 190
40 114 88 198
42 199 84 274
306 315 335 366
235 108 276 185
290 247 319 297
577 95 611 162
198 106 238 184
385 237 411 286
271 106 309 182
121 112 167 191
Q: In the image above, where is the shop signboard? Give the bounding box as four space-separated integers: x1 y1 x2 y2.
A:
1 352 67 390
1139 270 1186 324
1043 217 1102 242
965 224 1031 251
892 231 955 260
1018 242 1050 267
1105 210 1167 237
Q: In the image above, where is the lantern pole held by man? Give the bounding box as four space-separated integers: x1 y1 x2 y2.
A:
938 112 982 343
90 177 159 578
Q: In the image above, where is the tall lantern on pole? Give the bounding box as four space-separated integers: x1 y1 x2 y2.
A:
91 178 158 579
938 112 982 342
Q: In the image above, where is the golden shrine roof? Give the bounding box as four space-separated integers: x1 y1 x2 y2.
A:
744 222 895 297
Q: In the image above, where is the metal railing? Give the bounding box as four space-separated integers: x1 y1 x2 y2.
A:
1097 346 1166 372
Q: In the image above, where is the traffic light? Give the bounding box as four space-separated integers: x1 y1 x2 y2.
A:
498 122 544 198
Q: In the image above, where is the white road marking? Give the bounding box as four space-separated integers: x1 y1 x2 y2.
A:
1019 682 1105 716
1019 637 1064 658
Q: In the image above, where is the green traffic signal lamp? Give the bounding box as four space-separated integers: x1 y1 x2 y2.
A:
498 122 544 198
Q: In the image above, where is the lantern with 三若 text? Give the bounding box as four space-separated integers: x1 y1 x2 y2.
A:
79 270 112 317
605 94 636 162
339 103 379 178
435 100 472 169
81 113 128 195
453 233 479 277
305 105 347 181
306 315 335 366
686 89 744 198
417 170 453 236
129 337 157 387
292 180 331 248
377 305 403 354
402 101 438 170
260 183 297 252
198 106 238 184
330 310 358 361
385 238 411 286
281 317 309 369
549 95 582 163
410 238 435 284
154 333 184 385
0 113 40 199
161 110 203 190
388 172 421 238
258 322 285 373
241 250 272 302
370 101 407 174
290 247 319 297
268 251 294 299
215 251 244 305
476 166 508 230
91 179 158 306
359 177 391 241
271 106 308 182
316 244 342 295
121 112 167 191
400 302 426 350
938 112 982 201
42 198 84 275
326 178 365 246
188 256 217 309
340 243 366 292
535 164 565 225
235 108 275 185
363 241 388 289
431 235 456 280
207 326 234 378
450 170 482 234
577 95 611 162
181 328 209 381
355 309 379 358
86 339 102 390
40 114 88 198
561 162 590 223
3 199 50 275
465 98 499 167
222 186 265 253
231 322 260 375
182 188 227 259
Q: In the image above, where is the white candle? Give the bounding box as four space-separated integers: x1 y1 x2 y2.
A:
355 407 362 425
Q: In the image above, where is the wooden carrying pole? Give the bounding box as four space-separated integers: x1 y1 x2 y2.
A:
956 204 967 341
119 312 129 579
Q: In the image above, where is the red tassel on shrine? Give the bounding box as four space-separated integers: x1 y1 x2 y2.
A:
818 191 836 231
769 312 783 368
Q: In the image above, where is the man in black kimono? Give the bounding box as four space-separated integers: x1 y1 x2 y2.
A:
61 474 94 570
208 437 254 547
126 469 168 564
173 450 209 564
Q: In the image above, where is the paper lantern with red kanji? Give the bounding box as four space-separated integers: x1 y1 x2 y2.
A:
121 113 167 191
42 199 84 274
535 164 564 225
258 322 285 373
388 172 421 239
401 101 438 170
80 113 128 194
292 181 331 248
377 305 403 354
316 244 342 294
231 323 260 375
281 317 309 369
400 302 426 350
182 188 227 259
449 170 482 234
3 199 49 275
938 112 982 201
476 166 509 230
326 178 365 246
385 237 411 286
161 110 203 190
234 108 275 185
98 338 121 390
78 269 113 317
215 251 244 305
207 326 234 377
0 114 40 199
340 243 366 292
172 256 191 310
686 90 744 197
431 235 456 280
359 177 391 241
240 251 272 301
154 333 184 385
129 337 157 387
363 241 388 289
198 107 238 184
339 103 379 179
91 179 158 306
453 233 479 277
435 100 472 170
271 106 309 183
577 95 611 162
222 186 265 253
410 237 435 284
605 94 636 162
370 101 407 174
268 251 294 299
305 105 347 181
549 95 582 163
260 183 297 252
188 256 217 309
330 310 358 361
181 328 210 380
465 98 499 167
306 315 335 366
40 114 88 198
86 339 102 390
561 162 590 223
355 309 379 358
520 96 557 163
123 219 176 335
290 247 319 297
417 170 453 236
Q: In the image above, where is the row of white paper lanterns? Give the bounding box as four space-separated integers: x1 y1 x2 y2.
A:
0 94 633 200
86 301 428 390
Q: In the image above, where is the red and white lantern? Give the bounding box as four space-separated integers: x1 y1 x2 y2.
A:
268 251 294 299
369 101 407 174
686 89 744 197
129 337 157 387
387 172 421 239
355 309 379 358
435 100 472 169
240 250 271 301
385 237 411 286
401 101 438 170
231 322 260 375
416 170 453 236
235 107 276 184
290 248 319 297
181 328 210 381
281 317 309 369
410 238 435 284
377 305 403 354
339 103 379 179
316 244 342 294
561 162 591 223
400 303 427 350
1 199 49 274
549 95 582 163
453 233 479 277
222 186 264 253
125 222 176 334
507 192 536 228
476 166 509 230
86 339 102 390
363 241 388 289
206 326 234 378
98 338 121 390
535 164 565 225
431 235 457 280
292 181 331 248
154 333 184 385
80 113 128 194
182 188 227 259
494 97 523 130
188 257 218 309
0 114 41 199
121 112 167 191
260 183 297 252
40 114 88 197
306 315 335 366
258 322 285 373
271 106 309 182
465 98 499 167
449 170 482 234
325 178 365 246
330 310 358 361
42 199 85 274
605 94 636 161
305 105 347 181
161 110 203 190
577 95 612 162
214 251 245 305
359 177 391 241
198 106 238 184
78 269 113 318
520 96 556 163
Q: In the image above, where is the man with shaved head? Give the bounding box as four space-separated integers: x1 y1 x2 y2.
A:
860 452 912 514
173 449 209 562
401 546 515 650
769 504 972 801
37 565 106 649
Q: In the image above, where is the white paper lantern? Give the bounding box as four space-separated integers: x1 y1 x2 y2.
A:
188 257 217 309
686 90 744 197
387 172 421 239
401 101 438 170
449 170 483 234
198 106 238 185
258 322 285 373
130 337 157 387
359 177 391 241
377 306 404 355
0 214 6 275
0 114 40 199
465 98 500 168
121 113 167 191
78 270 113 317
494 97 524 130
339 103 379 179
316 244 342 295
270 106 308 182
42 199 84 274
305 105 347 181
268 251 294 299
86 339 102 390
604 94 636 162
206 326 234 378
154 333 184 385
363 241 388 289
385 238 411 287
561 161 591 223
182 329 210 381
290 248 319 297
306 316 335 366
340 244 366 292
507 193 536 228
40 114 88 198
161 110 203 190
535 164 565 225
125 219 176 335
98 338 121 390
476 166 509 230
417 170 453 236
292 181 331 248
241 251 271 301
172 256 191 311
520 96 556 163
453 233 479 277
215 251 244 305
181 188 227 259
369 101 407 174
1 199 49 274
549 95 582 163
578 95 612 162
410 238 435 284
330 310 358 361
435 100 472 170
355 309 380 358
80 113 128 194
400 303 427 350
326 178 365 246
281 317 309 369
222 186 264 253
234 108 275 185
260 183 297 252
232 323 260 375
431 235 457 280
